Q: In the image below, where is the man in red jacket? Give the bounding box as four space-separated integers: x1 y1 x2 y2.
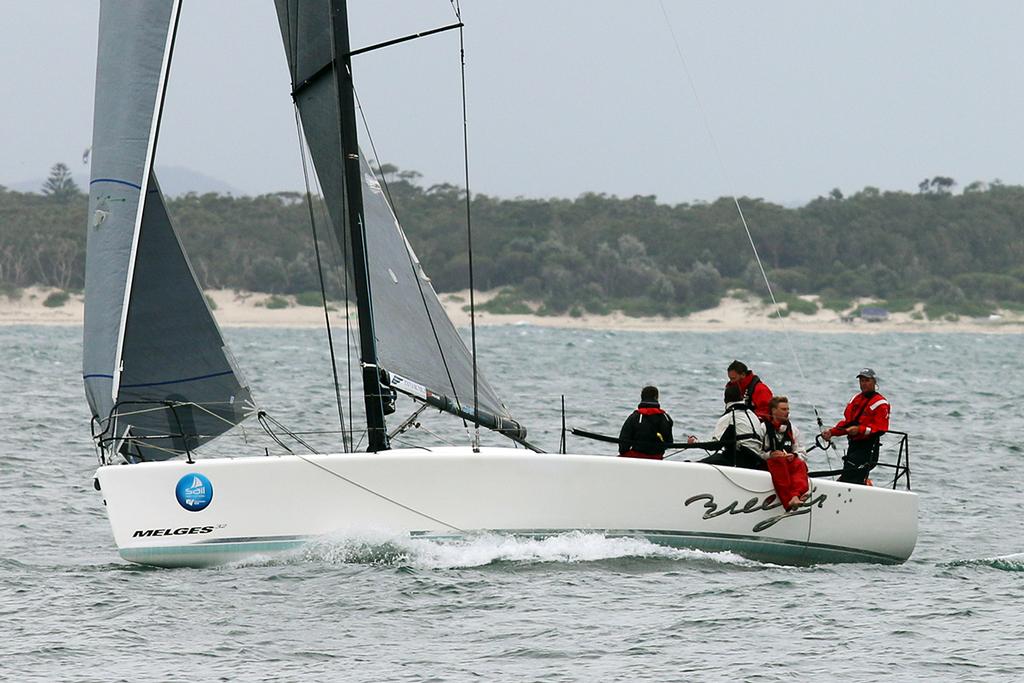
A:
727 360 773 420
821 368 890 484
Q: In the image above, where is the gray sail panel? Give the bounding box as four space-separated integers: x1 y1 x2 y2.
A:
115 173 255 461
274 0 349 252
359 159 514 424
84 1 176 428
275 0 333 87
274 0 524 436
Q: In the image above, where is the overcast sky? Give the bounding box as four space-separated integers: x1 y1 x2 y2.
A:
4 1 1024 205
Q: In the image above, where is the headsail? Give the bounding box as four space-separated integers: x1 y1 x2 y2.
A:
275 0 525 441
84 1 254 461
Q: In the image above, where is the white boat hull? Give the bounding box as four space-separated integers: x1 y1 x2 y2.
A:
95 447 918 568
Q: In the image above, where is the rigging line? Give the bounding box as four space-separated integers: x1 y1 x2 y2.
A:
707 464 775 495
452 0 481 450
294 106 350 453
305 131 358 451
350 86 469 432
287 2 356 443
656 2 829 459
402 421 458 447
291 450 467 533
108 402 231 426
326 11 390 448
293 1 355 452
259 411 320 455
316 130 356 447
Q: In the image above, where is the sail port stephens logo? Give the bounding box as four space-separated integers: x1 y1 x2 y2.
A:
175 473 213 512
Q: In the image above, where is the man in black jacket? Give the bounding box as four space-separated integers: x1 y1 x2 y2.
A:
618 385 674 460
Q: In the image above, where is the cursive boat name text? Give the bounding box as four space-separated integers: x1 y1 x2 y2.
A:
684 492 828 532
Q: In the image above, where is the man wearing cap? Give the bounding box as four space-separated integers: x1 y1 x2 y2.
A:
821 368 890 484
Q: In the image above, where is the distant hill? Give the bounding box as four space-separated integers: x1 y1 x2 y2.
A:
4 164 241 197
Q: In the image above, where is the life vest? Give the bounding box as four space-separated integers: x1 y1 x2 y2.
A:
742 376 761 410
764 420 796 453
734 373 772 419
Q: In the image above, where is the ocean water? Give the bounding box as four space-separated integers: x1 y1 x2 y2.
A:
3 324 1024 681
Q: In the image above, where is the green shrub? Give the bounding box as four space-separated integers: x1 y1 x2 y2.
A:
924 300 992 319
954 272 1024 302
820 296 852 313
768 267 811 294
785 296 818 316
43 290 70 308
474 289 532 315
264 295 290 309
295 291 325 307
767 293 817 316
0 283 22 300
204 294 218 311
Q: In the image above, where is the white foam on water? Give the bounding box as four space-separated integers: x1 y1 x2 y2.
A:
255 530 759 570
947 552 1024 572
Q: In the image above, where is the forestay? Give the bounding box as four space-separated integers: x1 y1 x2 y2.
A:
84 1 253 461
275 0 524 440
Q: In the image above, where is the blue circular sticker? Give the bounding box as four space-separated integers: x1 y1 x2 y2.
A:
175 473 213 512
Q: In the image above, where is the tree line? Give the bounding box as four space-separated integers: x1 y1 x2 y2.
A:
4 162 1024 319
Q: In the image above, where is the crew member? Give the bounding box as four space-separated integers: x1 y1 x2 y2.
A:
619 385 674 460
695 382 766 469
821 368 890 484
727 360 773 420
762 396 810 510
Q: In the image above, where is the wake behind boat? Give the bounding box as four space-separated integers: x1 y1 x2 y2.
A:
84 1 917 568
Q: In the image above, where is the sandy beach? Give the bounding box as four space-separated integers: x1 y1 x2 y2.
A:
4 286 1024 334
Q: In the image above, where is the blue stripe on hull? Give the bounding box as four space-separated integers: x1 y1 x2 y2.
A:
120 538 307 568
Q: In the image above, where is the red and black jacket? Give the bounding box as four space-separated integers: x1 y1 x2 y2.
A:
735 373 773 420
828 391 890 441
619 402 674 458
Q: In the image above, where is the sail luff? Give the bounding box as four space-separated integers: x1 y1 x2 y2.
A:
85 0 179 427
110 0 182 407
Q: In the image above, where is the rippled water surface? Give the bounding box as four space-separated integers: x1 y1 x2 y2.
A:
3 324 1024 681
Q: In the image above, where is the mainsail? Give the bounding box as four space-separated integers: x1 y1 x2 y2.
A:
275 0 525 441
84 1 253 461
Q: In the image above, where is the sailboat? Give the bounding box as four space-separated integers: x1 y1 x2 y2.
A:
85 0 917 568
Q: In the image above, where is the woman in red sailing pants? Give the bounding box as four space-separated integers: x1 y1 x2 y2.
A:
762 396 809 510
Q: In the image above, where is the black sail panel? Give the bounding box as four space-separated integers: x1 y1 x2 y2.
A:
116 174 255 460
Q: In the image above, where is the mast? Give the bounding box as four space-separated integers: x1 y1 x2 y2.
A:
329 0 389 451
